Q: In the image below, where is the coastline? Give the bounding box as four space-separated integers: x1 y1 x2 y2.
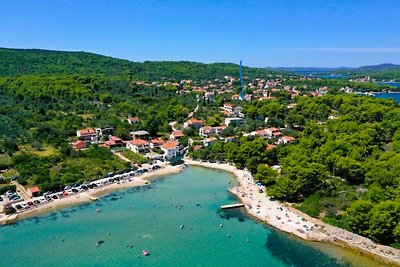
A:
184 158 400 266
0 165 183 226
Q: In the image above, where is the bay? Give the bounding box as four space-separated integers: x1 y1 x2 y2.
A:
0 167 375 266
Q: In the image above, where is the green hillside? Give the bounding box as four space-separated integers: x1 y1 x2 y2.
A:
0 47 281 80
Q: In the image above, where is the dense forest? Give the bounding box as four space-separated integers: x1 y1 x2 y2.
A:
191 94 400 247
0 48 281 80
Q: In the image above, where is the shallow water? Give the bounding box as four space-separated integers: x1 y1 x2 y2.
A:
0 167 370 266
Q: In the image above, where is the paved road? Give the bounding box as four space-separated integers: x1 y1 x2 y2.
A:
11 181 31 201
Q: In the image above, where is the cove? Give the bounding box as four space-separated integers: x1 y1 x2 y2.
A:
0 167 375 266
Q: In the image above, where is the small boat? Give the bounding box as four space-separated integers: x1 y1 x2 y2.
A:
143 250 150 256
96 209 101 212
180 224 184 229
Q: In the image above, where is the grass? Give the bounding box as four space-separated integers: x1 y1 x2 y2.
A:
120 150 149 165
17 144 58 157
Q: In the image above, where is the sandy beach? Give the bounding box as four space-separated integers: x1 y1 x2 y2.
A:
0 165 183 226
185 159 400 266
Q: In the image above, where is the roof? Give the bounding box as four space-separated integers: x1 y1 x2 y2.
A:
78 128 96 135
256 129 267 135
193 145 203 151
171 130 184 137
129 139 149 146
161 141 180 149
206 137 218 141
187 118 203 124
224 103 235 107
266 144 277 150
131 130 149 135
28 186 40 193
72 140 87 149
272 131 282 136
267 127 279 132
128 116 139 122
282 136 296 141
151 138 165 144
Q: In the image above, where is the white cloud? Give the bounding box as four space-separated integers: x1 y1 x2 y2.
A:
295 47 400 53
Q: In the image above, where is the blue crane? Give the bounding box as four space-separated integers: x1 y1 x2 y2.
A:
239 60 246 100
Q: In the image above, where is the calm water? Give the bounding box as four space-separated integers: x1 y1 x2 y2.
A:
0 167 354 266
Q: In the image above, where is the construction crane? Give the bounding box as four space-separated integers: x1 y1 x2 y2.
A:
239 60 246 100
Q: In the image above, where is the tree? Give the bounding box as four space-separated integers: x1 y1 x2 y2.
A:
344 200 374 235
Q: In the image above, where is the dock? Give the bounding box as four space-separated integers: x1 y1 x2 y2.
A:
221 203 245 209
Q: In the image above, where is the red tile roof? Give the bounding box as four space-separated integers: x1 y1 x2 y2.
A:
130 139 149 146
78 128 96 136
28 186 40 193
161 141 180 149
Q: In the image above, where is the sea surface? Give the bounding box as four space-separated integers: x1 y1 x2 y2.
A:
0 167 378 266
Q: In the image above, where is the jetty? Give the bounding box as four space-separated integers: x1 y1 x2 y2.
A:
221 203 245 209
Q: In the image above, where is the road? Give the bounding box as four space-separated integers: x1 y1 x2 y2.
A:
11 180 31 201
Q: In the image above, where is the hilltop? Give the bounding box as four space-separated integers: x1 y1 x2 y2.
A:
0 47 282 80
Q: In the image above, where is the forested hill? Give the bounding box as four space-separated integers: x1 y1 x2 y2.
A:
0 47 281 80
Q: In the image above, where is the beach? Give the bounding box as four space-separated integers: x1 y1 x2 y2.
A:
184 159 400 266
0 165 183 226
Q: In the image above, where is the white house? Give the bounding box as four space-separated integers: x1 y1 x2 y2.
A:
76 128 97 141
126 139 150 153
161 141 181 159
203 137 218 147
199 126 227 137
224 117 243 126
183 118 204 129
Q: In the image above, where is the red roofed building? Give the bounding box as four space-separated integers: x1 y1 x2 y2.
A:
72 140 87 150
76 128 97 141
278 136 296 145
266 144 277 151
184 118 204 129
28 186 40 197
203 136 218 147
192 145 203 151
170 130 185 140
161 141 182 159
150 138 165 148
231 94 240 100
266 127 281 138
127 116 140 124
126 139 150 153
199 126 227 137
104 136 124 148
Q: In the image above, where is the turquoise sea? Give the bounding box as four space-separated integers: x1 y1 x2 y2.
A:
0 167 376 266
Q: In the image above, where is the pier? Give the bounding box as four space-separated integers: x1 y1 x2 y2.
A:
221 203 245 209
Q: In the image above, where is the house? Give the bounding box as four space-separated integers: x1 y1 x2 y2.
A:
203 137 218 147
126 139 150 153
76 128 97 141
224 117 243 126
266 144 277 151
72 140 87 150
150 138 165 148
253 129 269 139
231 94 240 100
161 141 182 159
220 103 242 115
265 127 282 138
192 145 203 151
131 130 150 140
127 116 140 124
199 126 227 137
170 130 184 140
96 127 114 137
28 186 40 197
278 136 296 145
184 118 204 129
224 136 237 143
104 136 124 148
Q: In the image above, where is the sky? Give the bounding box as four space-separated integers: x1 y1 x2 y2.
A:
1 0 400 67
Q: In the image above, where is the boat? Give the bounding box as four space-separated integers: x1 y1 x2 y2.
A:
96 208 101 212
142 250 150 256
